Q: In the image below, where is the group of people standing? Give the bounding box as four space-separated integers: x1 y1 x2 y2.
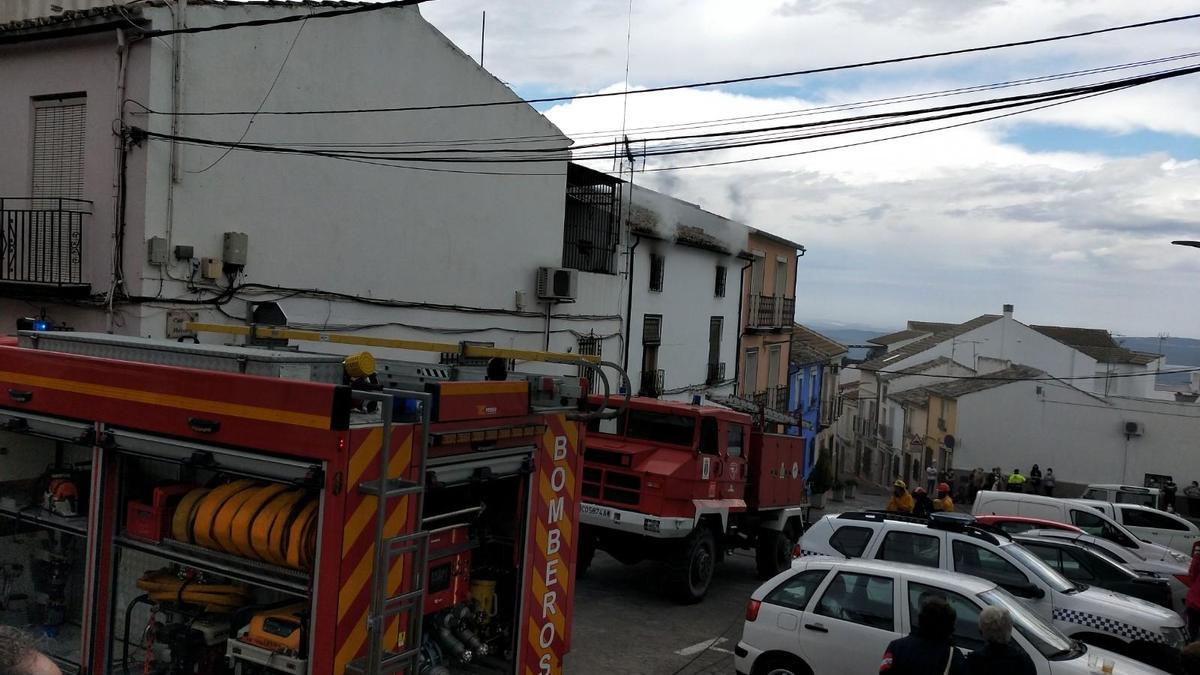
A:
887 479 954 517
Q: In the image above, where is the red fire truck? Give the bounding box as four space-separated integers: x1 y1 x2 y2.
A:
577 396 808 603
0 327 615 675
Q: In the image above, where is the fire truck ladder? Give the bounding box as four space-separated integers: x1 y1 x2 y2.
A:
344 389 431 675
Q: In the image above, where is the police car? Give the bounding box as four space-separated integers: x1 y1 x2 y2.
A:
735 558 1168 675
798 512 1186 656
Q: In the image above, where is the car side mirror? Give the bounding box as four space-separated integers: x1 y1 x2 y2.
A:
1006 583 1045 599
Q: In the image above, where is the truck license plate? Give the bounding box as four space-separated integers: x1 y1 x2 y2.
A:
580 504 612 519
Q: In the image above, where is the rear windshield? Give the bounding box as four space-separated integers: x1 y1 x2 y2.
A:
1115 492 1157 508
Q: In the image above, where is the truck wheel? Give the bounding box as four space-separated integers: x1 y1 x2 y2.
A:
668 528 716 604
755 527 795 580
577 527 597 579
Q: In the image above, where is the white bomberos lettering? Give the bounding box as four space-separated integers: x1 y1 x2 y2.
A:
539 434 569 675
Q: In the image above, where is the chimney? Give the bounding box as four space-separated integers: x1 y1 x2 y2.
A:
1002 304 1014 319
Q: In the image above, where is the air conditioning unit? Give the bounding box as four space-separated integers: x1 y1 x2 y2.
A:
535 267 578 302
1123 421 1144 437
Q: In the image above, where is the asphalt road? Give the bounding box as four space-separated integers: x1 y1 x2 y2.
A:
564 549 763 675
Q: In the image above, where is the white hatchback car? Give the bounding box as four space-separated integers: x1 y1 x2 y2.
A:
799 512 1186 655
734 558 1171 675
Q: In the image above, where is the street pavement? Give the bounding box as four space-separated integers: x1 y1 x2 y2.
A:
565 487 892 674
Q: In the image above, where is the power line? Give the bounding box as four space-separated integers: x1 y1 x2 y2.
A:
129 11 1200 116
131 62 1200 166
132 0 430 39
222 49 1200 151
850 364 1198 382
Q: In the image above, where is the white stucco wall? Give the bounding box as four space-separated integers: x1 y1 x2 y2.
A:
0 27 150 332
625 238 742 401
952 381 1200 486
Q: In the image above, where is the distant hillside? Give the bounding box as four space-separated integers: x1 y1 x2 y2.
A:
803 324 895 348
1118 336 1200 385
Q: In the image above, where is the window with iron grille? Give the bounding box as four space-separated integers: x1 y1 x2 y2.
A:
648 253 665 292
642 314 662 345
578 333 603 393
32 95 87 204
715 265 727 297
562 163 622 274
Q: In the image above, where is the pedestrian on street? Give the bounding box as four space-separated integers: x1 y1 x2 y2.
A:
1006 468 1026 493
1042 468 1055 497
912 487 933 518
1164 478 1178 512
887 480 914 514
926 462 938 494
970 468 985 501
879 594 966 675
1186 545 1200 640
934 483 954 512
990 468 1004 492
1187 481 1200 499
963 606 1036 675
1028 464 1042 495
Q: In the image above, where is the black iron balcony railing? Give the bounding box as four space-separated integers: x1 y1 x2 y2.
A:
1 197 91 286
748 294 796 330
706 361 725 385
639 369 664 398
752 387 786 412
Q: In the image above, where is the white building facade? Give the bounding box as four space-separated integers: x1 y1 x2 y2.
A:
0 2 753 400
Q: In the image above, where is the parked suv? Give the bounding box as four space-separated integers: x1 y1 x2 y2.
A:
1082 484 1161 510
799 511 1186 656
735 558 1168 675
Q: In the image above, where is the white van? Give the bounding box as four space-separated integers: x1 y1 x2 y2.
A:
1081 484 1160 510
972 491 1190 566
1077 500 1200 555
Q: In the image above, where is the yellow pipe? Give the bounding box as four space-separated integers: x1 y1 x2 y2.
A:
186 323 601 366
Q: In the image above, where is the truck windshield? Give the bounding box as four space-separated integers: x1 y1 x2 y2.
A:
624 410 696 446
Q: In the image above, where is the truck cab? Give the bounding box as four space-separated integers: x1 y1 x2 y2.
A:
579 396 807 603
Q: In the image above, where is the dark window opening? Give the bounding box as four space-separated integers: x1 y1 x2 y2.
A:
563 163 622 274
649 253 665 292
715 265 727 297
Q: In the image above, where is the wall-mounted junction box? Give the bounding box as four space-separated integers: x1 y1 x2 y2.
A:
223 232 248 268
147 237 168 265
200 257 222 280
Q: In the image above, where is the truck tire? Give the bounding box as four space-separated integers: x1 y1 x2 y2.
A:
755 526 795 580
577 526 597 579
667 527 716 604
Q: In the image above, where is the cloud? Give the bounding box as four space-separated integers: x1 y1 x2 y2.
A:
418 0 1200 335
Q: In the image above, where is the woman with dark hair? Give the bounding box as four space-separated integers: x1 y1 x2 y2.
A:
879 595 966 674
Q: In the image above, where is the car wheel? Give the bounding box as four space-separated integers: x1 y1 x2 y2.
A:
667 527 717 604
753 653 811 675
755 526 795 580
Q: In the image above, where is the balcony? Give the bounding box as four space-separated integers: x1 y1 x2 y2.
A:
705 361 726 386
1 197 91 294
752 387 786 413
747 294 796 332
639 369 664 398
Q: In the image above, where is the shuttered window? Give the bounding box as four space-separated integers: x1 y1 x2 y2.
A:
642 314 662 345
32 95 87 204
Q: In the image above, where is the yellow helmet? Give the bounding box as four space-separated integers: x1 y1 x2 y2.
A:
893 479 906 489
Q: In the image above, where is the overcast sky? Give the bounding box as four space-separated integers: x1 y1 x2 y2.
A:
420 0 1200 337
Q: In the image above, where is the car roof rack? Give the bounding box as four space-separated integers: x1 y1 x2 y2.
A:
837 510 1011 545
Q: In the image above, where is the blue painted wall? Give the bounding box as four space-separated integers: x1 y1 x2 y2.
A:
787 360 823 477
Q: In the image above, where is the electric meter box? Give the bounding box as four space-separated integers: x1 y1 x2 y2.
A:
223 232 249 267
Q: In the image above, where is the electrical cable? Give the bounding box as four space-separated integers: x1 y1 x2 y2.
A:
851 365 1200 381
132 0 430 40
195 48 1200 151
130 63 1200 166
132 11 1200 116
187 7 312 174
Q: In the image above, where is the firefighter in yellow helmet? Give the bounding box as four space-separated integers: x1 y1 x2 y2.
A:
887 480 914 514
933 482 954 512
